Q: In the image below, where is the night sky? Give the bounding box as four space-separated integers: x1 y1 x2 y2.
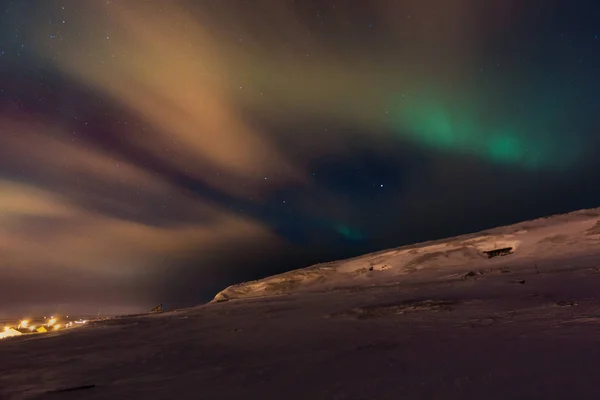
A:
2 0 600 317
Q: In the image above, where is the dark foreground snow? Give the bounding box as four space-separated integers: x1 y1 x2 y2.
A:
3 210 600 399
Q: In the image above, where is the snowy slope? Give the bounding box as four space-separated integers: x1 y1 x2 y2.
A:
213 208 600 302
2 208 600 399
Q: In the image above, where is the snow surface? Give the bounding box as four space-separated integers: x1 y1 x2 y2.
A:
3 208 600 399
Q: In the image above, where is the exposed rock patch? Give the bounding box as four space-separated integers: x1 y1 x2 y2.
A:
332 299 458 319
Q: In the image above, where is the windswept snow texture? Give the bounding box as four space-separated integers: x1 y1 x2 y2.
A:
3 208 600 399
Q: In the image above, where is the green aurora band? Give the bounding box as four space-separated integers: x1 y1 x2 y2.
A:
390 87 584 170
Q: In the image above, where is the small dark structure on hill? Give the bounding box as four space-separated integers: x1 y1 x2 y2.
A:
150 304 164 313
483 247 513 258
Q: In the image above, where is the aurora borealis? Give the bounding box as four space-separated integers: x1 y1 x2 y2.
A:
2 0 600 316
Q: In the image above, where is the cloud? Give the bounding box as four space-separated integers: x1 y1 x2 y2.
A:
35 1 306 201
34 0 574 176
0 117 281 315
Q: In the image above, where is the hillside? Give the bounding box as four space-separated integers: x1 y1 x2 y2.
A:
3 208 600 399
213 208 600 302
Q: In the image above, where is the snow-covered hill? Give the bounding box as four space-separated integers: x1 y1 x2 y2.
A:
3 208 600 399
213 208 600 302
